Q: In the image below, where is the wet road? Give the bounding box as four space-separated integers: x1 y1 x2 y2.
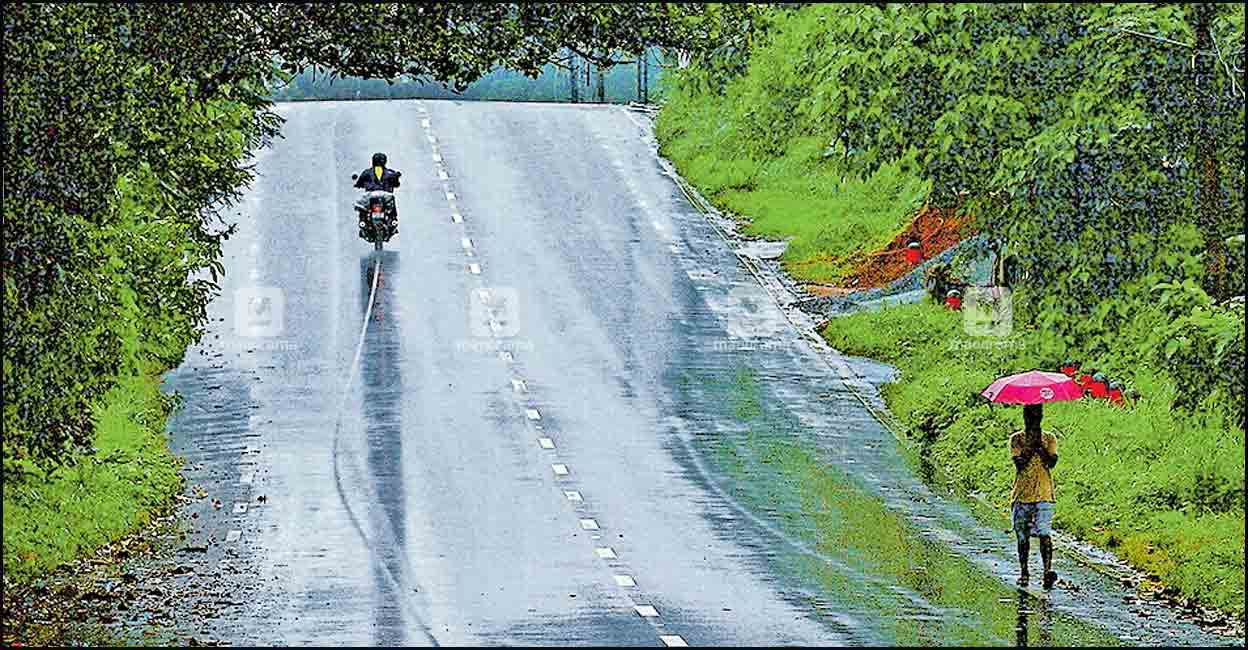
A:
162 100 1235 646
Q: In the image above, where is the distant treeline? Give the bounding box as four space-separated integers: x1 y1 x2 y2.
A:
271 52 663 104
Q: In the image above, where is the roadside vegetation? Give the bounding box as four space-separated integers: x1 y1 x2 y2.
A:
657 3 1245 618
3 373 182 584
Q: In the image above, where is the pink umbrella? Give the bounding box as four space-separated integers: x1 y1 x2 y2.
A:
981 370 1083 405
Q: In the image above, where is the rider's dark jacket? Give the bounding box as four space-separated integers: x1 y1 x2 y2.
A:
355 166 402 192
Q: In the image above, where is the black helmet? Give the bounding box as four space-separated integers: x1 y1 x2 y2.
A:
372 152 387 167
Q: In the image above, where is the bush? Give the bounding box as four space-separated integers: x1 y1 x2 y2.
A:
2 372 182 586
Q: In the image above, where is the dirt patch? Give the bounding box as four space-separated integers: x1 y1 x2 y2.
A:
839 207 971 289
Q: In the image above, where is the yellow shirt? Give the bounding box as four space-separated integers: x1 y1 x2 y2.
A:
373 166 383 181
1009 431 1057 503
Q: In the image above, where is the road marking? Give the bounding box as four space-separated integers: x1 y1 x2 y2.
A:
451 212 463 223
469 263 481 275
233 503 249 514
421 118 430 128
511 378 527 392
552 463 569 476
595 547 617 559
499 350 513 362
525 408 541 420
489 319 502 334
432 153 442 163
564 490 582 501
461 237 473 251
439 170 449 180
427 135 436 143
226 530 242 543
579 518 600 530
538 437 555 449
660 635 689 647
634 605 659 618
613 575 637 588
446 191 457 202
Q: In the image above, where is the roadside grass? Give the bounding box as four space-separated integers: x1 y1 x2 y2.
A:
693 368 1120 646
656 93 929 285
820 302 1246 617
2 371 183 587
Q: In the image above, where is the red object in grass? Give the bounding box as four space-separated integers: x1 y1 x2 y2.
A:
1108 388 1125 406
1076 372 1094 387
1087 381 1109 399
946 295 962 310
1060 365 1078 377
905 242 923 265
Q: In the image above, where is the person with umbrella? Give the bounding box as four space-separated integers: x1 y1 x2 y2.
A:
982 370 1082 589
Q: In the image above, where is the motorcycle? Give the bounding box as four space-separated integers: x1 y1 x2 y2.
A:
351 175 398 251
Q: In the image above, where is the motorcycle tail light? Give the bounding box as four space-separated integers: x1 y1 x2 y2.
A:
372 205 382 212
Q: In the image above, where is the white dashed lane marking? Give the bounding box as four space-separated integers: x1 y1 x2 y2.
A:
225 530 242 543
634 605 660 618
442 119 694 647
233 503 248 515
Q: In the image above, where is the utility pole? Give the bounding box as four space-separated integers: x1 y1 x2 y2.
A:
569 54 579 103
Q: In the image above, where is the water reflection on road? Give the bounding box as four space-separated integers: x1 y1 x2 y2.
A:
360 253 406 646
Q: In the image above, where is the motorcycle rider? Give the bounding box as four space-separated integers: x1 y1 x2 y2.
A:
356 152 402 192
354 152 401 231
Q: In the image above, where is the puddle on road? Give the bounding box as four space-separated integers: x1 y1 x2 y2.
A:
679 367 1121 647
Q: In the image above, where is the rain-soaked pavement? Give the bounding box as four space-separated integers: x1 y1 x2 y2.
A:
161 99 1239 646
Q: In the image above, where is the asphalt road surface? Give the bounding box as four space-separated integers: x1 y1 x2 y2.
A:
161 100 1234 647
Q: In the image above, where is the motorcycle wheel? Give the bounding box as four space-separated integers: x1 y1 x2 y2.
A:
374 238 383 251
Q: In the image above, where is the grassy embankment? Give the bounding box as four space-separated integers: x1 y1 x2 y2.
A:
655 9 1245 618
2 371 183 587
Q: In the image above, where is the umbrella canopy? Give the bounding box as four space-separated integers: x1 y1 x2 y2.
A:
981 370 1083 405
